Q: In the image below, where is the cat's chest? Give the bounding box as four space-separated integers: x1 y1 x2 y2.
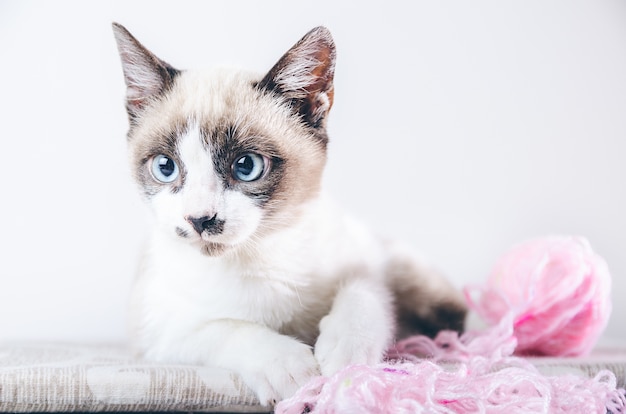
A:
143 234 330 331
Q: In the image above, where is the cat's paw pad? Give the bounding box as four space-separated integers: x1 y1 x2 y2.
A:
240 337 320 406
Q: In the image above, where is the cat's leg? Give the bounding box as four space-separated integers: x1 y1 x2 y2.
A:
143 319 319 406
314 278 394 376
385 242 467 338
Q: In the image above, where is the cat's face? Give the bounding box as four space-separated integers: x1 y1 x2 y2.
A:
113 24 335 256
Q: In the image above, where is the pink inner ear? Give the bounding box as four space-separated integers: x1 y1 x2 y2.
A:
127 97 146 111
306 47 335 109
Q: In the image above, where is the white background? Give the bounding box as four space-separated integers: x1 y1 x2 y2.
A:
0 1 624 343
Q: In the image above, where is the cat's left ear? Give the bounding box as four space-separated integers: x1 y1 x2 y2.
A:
258 27 336 129
112 23 180 123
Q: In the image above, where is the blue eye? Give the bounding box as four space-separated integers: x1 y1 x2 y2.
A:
232 153 266 182
151 154 179 183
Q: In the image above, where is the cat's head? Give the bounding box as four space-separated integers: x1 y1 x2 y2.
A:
113 23 335 256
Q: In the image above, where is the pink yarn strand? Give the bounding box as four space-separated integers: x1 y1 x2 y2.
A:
388 312 518 363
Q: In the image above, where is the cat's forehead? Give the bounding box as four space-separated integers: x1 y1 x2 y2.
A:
128 67 312 153
168 67 260 119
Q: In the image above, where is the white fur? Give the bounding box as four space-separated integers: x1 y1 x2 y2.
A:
177 123 220 217
275 53 324 98
132 194 395 405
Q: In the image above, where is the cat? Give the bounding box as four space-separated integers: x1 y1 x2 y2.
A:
112 23 467 406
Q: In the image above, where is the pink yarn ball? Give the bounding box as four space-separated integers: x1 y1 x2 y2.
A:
466 236 612 356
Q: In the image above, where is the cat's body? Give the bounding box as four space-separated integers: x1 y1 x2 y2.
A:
113 24 466 406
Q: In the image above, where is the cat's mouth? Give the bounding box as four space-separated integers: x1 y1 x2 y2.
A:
175 225 234 256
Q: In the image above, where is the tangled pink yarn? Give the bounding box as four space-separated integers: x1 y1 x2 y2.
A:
275 236 623 414
466 236 612 356
277 316 625 414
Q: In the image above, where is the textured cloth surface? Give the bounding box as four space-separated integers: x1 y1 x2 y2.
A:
1 342 626 413
0 343 266 413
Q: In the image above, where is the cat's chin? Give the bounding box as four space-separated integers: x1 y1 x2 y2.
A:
199 241 230 257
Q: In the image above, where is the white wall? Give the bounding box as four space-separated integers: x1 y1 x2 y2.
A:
0 0 624 343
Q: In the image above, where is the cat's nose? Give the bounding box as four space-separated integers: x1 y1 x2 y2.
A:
185 214 223 235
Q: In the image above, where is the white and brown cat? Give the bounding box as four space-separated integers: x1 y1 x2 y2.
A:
113 23 466 406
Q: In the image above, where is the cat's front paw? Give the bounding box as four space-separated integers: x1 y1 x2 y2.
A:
239 335 320 406
314 314 387 377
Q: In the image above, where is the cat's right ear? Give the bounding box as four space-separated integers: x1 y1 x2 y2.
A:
112 23 180 122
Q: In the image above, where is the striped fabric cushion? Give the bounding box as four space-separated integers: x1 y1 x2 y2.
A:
0 343 265 413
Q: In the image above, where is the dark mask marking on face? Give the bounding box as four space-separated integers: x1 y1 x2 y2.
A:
203 122 286 207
